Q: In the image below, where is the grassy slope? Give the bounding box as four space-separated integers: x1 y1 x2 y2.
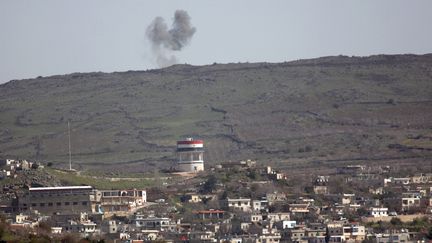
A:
0 54 432 172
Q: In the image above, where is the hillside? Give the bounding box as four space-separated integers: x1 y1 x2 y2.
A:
1 54 432 172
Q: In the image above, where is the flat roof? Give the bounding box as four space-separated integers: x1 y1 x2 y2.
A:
193 210 225 214
29 186 93 191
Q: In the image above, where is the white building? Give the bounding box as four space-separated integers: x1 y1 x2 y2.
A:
226 198 252 212
176 138 204 172
369 207 388 217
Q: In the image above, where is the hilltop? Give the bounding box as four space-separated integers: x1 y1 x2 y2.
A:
1 54 432 172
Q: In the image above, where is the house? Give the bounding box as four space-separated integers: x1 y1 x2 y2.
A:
282 226 306 242
327 223 343 238
255 232 281 243
140 230 160 241
279 220 296 229
265 192 286 205
95 189 146 214
133 215 175 231
401 197 421 211
289 204 309 215
313 185 329 195
51 227 63 234
182 193 215 203
252 199 268 212
369 187 384 195
369 207 388 217
266 166 286 181
376 232 411 243
226 198 252 212
315 175 329 184
193 209 224 220
341 194 355 205
305 224 326 238
266 212 290 222
15 213 29 224
336 165 365 175
59 212 97 238
219 237 242 243
101 220 119 234
342 224 365 242
392 177 411 185
249 214 263 223
411 173 432 184
188 230 216 242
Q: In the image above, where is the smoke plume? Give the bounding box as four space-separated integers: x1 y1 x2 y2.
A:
146 10 196 67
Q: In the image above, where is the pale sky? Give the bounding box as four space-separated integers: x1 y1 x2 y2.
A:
1 0 431 83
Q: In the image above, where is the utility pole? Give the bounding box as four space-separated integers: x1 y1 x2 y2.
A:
68 121 72 171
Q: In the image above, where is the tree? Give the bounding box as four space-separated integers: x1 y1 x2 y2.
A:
201 175 217 193
390 217 402 226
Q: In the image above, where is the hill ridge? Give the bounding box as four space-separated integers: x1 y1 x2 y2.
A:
0 54 431 172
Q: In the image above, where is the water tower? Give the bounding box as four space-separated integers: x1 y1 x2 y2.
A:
176 138 204 172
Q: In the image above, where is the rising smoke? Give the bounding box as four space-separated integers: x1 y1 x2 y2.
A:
146 10 196 67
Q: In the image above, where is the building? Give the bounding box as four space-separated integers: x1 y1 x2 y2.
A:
341 194 355 205
289 204 310 215
95 189 146 214
252 199 268 211
133 215 176 231
267 212 290 222
369 207 388 217
193 209 224 220
59 212 97 238
18 186 93 214
336 165 365 175
342 225 366 241
376 233 411 243
401 196 421 211
176 138 204 172
226 198 252 212
313 185 329 195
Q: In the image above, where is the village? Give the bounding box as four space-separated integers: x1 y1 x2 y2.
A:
0 138 431 242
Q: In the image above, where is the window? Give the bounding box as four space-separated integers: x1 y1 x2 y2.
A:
73 202 78 205
40 203 45 207
65 202 70 205
82 202 87 206
31 203 37 207
48 203 53 206
56 202 61 206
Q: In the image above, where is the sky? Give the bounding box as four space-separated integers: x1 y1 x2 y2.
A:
1 0 432 83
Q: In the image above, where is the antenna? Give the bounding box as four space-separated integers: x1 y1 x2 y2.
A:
68 121 72 171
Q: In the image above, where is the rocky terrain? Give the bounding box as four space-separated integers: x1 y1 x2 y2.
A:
1 54 432 172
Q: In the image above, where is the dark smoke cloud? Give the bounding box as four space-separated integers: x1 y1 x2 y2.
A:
146 10 196 67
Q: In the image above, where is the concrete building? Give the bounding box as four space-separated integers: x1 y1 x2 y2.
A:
369 207 388 217
252 199 268 211
376 233 411 243
341 194 355 205
95 189 146 214
193 209 224 220
133 215 176 231
226 198 252 212
18 186 93 214
176 138 204 172
59 212 97 238
18 186 146 215
401 197 421 211
342 225 365 241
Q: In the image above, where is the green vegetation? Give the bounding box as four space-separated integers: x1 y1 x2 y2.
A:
366 217 432 233
47 168 156 190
